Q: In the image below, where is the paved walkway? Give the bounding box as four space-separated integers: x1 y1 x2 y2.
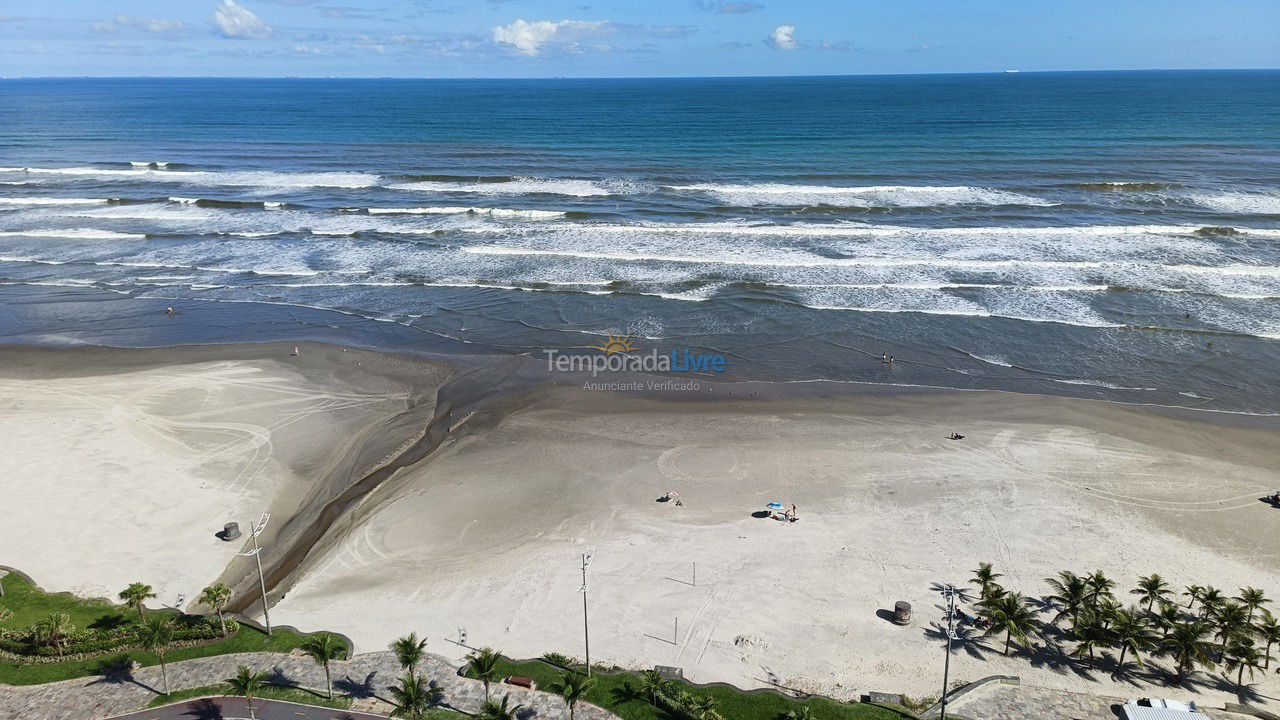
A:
105 697 384 720
0 651 618 720
948 683 1257 720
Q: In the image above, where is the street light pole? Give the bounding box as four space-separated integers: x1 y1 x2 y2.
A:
237 513 272 636
579 549 594 677
940 584 958 720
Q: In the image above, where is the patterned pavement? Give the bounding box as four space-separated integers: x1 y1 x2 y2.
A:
0 650 618 720
947 682 1257 720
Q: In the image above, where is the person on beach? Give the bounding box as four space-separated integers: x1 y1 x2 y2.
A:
165 306 173 317
881 352 888 363
291 346 300 356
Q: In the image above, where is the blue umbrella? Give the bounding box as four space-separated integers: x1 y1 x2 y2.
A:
765 502 785 511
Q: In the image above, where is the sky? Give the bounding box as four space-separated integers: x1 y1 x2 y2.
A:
2 0 1278 78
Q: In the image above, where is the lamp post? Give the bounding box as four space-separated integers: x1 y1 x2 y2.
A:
939 584 959 720
237 513 272 636
579 548 594 677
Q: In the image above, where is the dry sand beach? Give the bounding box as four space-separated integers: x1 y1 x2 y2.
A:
2 343 1279 710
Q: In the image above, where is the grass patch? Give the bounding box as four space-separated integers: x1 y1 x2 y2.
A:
146 682 355 709
146 684 465 718
465 658 914 720
0 573 320 686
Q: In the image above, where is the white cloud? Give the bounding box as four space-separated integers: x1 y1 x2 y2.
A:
492 18 609 56
212 0 272 40
765 24 798 51
93 14 185 36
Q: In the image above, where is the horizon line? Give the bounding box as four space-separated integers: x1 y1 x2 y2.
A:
3 67 1279 81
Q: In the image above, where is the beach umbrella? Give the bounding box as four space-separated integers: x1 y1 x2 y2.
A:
765 502 785 511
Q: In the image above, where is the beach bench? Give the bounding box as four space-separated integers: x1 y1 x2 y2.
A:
505 675 536 690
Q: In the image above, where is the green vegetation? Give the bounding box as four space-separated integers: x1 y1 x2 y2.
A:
968 563 1279 686
464 655 911 720
0 573 321 686
145 681 354 709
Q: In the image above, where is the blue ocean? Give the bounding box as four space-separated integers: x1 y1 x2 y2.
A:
1 71 1279 412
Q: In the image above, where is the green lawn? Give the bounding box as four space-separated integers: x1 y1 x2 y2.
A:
146 683 465 718
146 682 355 709
0 572 322 685
465 658 915 720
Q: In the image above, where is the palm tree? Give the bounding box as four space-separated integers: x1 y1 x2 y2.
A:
980 591 1039 655
140 615 175 695
1111 606 1157 670
554 671 595 720
1044 571 1090 626
389 672 440 720
467 647 502 701
638 668 666 706
300 632 346 700
1162 620 1214 685
1132 574 1172 613
970 562 1003 601
1070 610 1111 669
199 584 233 637
1085 570 1115 610
1096 596 1123 628
1222 636 1264 693
1212 601 1250 660
33 613 74 657
1236 587 1270 623
688 694 720 720
478 696 523 720
1152 601 1184 639
1183 585 1205 611
118 582 157 620
391 632 428 675
1198 586 1224 618
227 665 268 720
1254 611 1280 669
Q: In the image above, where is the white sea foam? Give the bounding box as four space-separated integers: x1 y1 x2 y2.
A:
0 229 146 240
367 206 566 219
7 166 379 189
1190 191 1280 215
0 197 114 206
462 245 1110 270
665 183 1056 207
388 178 633 197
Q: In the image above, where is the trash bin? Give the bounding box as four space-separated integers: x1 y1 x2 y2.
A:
221 522 241 541
893 601 911 625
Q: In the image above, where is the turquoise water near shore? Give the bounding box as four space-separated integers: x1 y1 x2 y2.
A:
1 71 1279 412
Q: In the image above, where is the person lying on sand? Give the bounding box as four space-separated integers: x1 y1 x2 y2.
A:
948 432 965 440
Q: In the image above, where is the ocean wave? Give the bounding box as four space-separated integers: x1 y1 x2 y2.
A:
664 183 1056 208
367 206 566 219
0 197 116 206
0 228 146 240
1070 181 1178 191
387 177 637 197
793 302 1123 328
1 166 379 189
168 197 288 209
498 221 1230 239
462 244 1111 269
1189 191 1280 215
